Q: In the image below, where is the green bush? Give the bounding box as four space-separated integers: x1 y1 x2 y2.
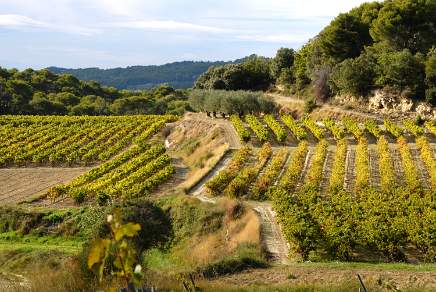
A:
71 189 87 204
304 99 317 113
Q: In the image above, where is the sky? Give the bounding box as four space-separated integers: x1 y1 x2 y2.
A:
0 0 369 69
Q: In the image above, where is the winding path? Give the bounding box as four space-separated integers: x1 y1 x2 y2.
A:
185 116 291 264
252 202 290 264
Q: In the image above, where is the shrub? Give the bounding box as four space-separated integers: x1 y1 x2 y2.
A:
71 189 87 204
304 99 317 113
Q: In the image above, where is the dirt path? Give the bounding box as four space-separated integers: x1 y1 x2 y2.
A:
183 113 242 149
320 146 335 194
0 272 29 291
251 202 289 264
368 146 381 190
188 150 290 264
409 146 431 189
321 104 383 122
296 149 313 190
268 93 382 121
189 150 233 203
0 167 92 205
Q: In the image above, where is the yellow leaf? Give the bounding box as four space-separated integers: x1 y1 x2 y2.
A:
87 238 110 269
114 223 141 241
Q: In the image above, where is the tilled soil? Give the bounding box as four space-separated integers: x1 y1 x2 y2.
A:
0 167 91 205
209 265 436 291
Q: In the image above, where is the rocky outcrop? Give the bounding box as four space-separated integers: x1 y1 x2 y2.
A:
332 90 435 119
366 90 434 119
368 90 413 113
416 102 436 120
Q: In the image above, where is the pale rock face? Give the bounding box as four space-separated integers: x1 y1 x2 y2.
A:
334 89 435 119
334 95 359 105
396 98 414 113
416 102 436 120
368 90 397 113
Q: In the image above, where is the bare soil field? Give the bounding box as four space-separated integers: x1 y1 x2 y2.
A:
209 265 436 291
0 167 91 205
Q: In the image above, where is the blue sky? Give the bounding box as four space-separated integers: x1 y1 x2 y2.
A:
0 0 369 69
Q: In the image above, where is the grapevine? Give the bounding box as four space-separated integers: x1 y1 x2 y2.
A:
323 117 345 140
252 148 288 200
416 136 436 188
328 139 347 192
281 114 307 140
424 121 436 135
397 136 420 190
403 119 424 137
304 139 329 189
245 115 269 142
205 146 252 196
355 137 369 193
342 116 363 139
279 140 309 191
301 116 324 140
230 115 250 142
364 119 382 138
264 114 287 142
384 119 403 138
377 136 397 191
224 143 272 198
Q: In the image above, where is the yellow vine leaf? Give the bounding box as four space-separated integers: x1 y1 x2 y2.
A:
87 238 110 269
114 223 141 241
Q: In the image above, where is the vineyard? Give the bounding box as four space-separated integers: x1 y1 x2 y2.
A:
0 115 178 204
211 115 436 262
0 115 177 167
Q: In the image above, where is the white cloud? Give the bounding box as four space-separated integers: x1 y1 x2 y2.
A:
0 14 45 27
93 0 151 17
105 20 233 33
0 14 100 36
236 33 312 44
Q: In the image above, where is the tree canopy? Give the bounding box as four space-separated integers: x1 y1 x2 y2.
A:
193 0 436 105
0 68 190 115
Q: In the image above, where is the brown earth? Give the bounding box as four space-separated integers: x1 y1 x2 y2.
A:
164 112 235 192
268 92 383 121
0 167 91 205
207 265 436 291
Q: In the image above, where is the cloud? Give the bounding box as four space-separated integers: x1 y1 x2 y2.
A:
105 20 233 33
0 14 45 27
236 33 312 44
0 14 100 36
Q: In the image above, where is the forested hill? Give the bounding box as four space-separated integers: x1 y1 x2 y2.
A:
47 59 245 90
194 0 436 105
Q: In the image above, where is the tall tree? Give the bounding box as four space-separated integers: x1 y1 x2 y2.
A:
271 48 295 79
318 13 373 62
370 0 436 54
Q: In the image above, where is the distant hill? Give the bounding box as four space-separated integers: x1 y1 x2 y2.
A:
47 59 247 90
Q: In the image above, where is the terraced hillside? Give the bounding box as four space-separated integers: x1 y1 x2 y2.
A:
203 115 436 262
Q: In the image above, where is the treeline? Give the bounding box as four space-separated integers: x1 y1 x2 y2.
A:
0 67 190 115
48 61 237 90
189 90 276 117
194 0 436 105
47 57 251 90
194 55 273 91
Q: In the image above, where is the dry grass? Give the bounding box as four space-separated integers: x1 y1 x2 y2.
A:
165 116 230 191
2 257 95 292
182 199 261 267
